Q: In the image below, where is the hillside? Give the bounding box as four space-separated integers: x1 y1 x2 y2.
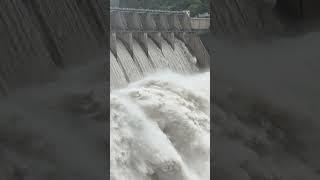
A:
119 0 209 16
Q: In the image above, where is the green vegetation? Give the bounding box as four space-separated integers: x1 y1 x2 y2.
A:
134 0 209 16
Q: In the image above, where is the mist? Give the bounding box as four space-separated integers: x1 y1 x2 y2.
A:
212 31 320 179
111 71 210 180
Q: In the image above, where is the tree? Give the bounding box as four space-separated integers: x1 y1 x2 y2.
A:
121 0 209 16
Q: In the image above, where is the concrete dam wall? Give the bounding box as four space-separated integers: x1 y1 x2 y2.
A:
0 0 106 96
110 8 210 89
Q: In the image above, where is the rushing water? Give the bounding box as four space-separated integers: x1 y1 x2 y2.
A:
110 36 199 90
110 71 210 180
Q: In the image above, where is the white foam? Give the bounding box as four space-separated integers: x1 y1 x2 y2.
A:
110 71 210 180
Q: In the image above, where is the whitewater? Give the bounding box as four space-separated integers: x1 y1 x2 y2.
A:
110 70 210 180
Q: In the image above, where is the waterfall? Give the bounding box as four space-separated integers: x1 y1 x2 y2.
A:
116 39 143 82
110 51 127 89
110 71 210 180
110 35 200 89
132 39 154 74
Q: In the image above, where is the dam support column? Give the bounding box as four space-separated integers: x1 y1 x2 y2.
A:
162 32 175 49
141 13 157 30
180 13 192 31
124 12 142 30
117 32 134 57
110 32 118 58
176 32 188 43
149 32 163 50
157 14 170 30
110 11 127 30
168 14 182 31
187 34 210 68
133 32 149 57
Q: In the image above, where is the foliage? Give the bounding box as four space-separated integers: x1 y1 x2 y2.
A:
133 0 209 16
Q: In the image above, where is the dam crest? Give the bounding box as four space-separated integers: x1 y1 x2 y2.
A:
110 8 210 89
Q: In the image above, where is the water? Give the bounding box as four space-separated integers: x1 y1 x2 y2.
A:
110 71 210 180
132 39 154 74
116 39 143 82
110 51 127 89
110 35 199 89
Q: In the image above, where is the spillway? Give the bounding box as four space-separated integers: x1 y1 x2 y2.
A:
110 51 127 89
109 8 210 89
110 34 205 89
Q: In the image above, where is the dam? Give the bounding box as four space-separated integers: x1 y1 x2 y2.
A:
109 7 210 89
110 7 211 180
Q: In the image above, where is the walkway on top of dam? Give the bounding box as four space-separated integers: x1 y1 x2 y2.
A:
110 7 210 33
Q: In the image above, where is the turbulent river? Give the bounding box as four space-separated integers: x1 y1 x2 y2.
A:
110 70 210 180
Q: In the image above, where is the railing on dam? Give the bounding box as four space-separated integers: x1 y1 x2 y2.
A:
110 7 190 15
